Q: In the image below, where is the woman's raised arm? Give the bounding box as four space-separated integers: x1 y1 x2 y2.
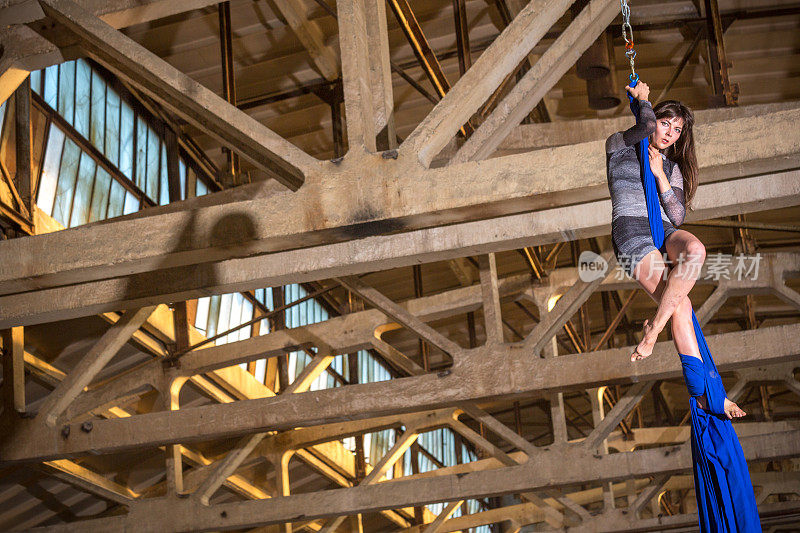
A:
605 82 657 153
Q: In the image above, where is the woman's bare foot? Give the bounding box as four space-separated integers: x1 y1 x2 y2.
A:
631 319 659 361
724 398 746 420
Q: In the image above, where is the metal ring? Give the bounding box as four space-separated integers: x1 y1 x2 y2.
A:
622 23 633 43
629 72 639 83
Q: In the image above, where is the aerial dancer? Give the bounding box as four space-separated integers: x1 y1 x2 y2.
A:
605 2 761 530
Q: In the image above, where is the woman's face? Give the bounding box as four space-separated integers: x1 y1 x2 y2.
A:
651 115 684 150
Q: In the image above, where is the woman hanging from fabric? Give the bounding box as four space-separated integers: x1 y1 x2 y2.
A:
605 78 762 531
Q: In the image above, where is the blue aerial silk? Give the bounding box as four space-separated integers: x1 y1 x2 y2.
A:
627 81 761 532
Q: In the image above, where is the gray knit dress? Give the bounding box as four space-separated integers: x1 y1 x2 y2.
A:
606 99 687 275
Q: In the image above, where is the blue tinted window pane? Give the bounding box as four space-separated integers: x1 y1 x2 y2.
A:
265 288 273 309
30 70 42 94
51 138 80 226
207 295 221 337
179 160 186 200
107 179 125 218
217 293 233 345
69 152 97 227
122 191 139 215
195 297 210 333
288 351 300 381
159 143 169 205
254 358 266 383
57 61 76 125
196 177 208 197
36 124 66 216
74 59 91 138
90 71 106 151
239 298 253 340
135 117 147 191
226 294 243 344
43 65 58 108
119 102 134 180
89 167 111 222
145 127 159 201
105 89 120 166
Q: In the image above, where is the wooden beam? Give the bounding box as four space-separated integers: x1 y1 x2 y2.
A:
34 306 156 427
193 431 268 505
319 427 420 531
458 405 540 458
370 337 426 377
337 0 378 152
1 326 26 414
336 276 462 356
0 0 224 28
272 0 339 81
217 1 240 185
4 161 798 328
0 103 796 319
704 0 738 106
14 251 800 405
451 0 619 164
0 26 39 106
29 362 274 507
477 254 503 345
591 290 637 351
40 459 138 505
9 316 305 511
13 76 33 217
447 419 565 526
393 423 794 484
583 381 653 451
523 250 615 354
422 500 463 532
260 409 457 456
27 429 800 532
165 126 182 204
192 345 336 505
364 0 396 150
400 0 574 166
491 101 799 155
3 324 798 463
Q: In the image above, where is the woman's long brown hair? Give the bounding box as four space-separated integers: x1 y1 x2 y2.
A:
653 100 698 207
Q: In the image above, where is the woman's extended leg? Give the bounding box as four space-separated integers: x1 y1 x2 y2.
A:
629 249 669 358
633 230 706 359
629 236 746 418
630 251 701 358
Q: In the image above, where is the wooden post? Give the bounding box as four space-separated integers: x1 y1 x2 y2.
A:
14 77 33 218
218 1 240 184
1 327 25 415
